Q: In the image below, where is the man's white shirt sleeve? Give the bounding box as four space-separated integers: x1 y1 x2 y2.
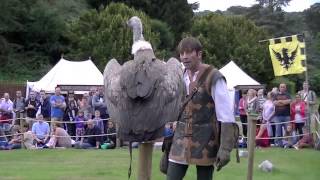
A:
211 79 235 123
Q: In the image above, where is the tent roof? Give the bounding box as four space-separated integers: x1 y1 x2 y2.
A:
219 61 260 90
29 58 103 92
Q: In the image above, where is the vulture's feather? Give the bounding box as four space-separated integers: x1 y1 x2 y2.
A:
104 16 184 142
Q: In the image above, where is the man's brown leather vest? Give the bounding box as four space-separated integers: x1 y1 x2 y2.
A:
169 64 225 165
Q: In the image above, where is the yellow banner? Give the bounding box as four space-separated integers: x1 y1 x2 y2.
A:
269 35 306 76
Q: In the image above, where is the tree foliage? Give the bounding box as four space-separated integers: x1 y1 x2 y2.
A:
255 0 292 11
85 0 194 44
67 3 165 70
188 13 273 83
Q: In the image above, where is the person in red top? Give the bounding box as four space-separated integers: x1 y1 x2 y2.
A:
291 93 306 138
238 91 247 138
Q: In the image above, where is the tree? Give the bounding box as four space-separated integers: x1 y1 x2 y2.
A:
188 13 273 83
255 0 292 11
0 0 88 81
304 3 320 35
67 3 164 70
85 0 194 44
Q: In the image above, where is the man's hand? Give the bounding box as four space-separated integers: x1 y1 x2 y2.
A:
215 148 230 171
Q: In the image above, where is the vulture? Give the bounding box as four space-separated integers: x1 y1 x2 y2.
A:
103 16 184 142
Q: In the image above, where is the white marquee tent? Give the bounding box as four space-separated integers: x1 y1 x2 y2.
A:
219 60 261 90
219 60 262 114
27 58 103 93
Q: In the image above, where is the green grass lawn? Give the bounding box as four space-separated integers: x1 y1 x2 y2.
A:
0 148 319 180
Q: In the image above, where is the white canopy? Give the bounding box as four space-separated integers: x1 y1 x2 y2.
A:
27 58 103 93
219 60 260 90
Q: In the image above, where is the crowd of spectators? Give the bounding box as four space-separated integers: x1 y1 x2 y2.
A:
238 81 319 150
0 86 117 150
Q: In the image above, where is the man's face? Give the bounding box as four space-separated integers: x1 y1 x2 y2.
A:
29 92 35 99
303 82 309 90
38 115 44 122
180 50 201 71
4 93 9 101
279 84 287 93
55 88 61 95
40 92 45 98
16 91 22 98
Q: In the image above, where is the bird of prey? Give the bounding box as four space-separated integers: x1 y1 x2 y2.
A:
103 16 184 142
272 46 298 70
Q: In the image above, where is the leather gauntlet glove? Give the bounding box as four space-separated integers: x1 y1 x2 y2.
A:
216 123 238 171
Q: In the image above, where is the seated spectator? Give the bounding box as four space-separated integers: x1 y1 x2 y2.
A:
293 127 314 150
75 119 102 149
5 126 23 150
282 123 297 148
22 124 36 149
75 110 86 141
105 121 116 149
46 122 72 148
32 114 50 147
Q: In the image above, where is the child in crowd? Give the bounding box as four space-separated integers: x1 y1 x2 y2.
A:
282 123 297 148
290 93 306 139
93 110 104 134
293 127 314 150
75 110 86 141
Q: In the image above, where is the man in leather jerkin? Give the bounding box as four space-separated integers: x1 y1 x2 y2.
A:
167 37 238 180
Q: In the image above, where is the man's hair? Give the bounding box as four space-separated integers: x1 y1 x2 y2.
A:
177 36 202 54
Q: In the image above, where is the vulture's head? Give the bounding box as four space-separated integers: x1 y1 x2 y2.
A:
127 16 153 56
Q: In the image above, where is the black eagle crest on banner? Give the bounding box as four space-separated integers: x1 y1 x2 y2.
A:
272 46 298 70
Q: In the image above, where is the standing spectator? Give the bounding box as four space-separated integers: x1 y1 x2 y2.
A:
238 91 248 138
38 90 51 122
273 83 291 147
50 87 66 127
298 81 318 117
256 92 275 146
0 93 13 134
25 91 39 128
13 90 26 127
256 89 266 121
32 114 50 147
75 110 86 141
79 93 93 119
298 81 318 138
75 119 102 149
65 101 78 138
67 91 78 109
93 110 104 134
246 89 258 114
291 93 306 139
88 87 97 108
92 87 108 120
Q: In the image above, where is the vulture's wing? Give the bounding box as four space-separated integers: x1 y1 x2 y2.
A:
103 59 123 123
159 57 185 123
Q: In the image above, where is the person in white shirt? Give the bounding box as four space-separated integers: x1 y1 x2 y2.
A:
167 37 238 180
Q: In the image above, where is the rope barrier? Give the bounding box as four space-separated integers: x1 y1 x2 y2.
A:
247 133 311 140
0 132 117 138
0 117 111 124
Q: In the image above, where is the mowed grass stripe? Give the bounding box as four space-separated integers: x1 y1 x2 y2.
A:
0 148 319 180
